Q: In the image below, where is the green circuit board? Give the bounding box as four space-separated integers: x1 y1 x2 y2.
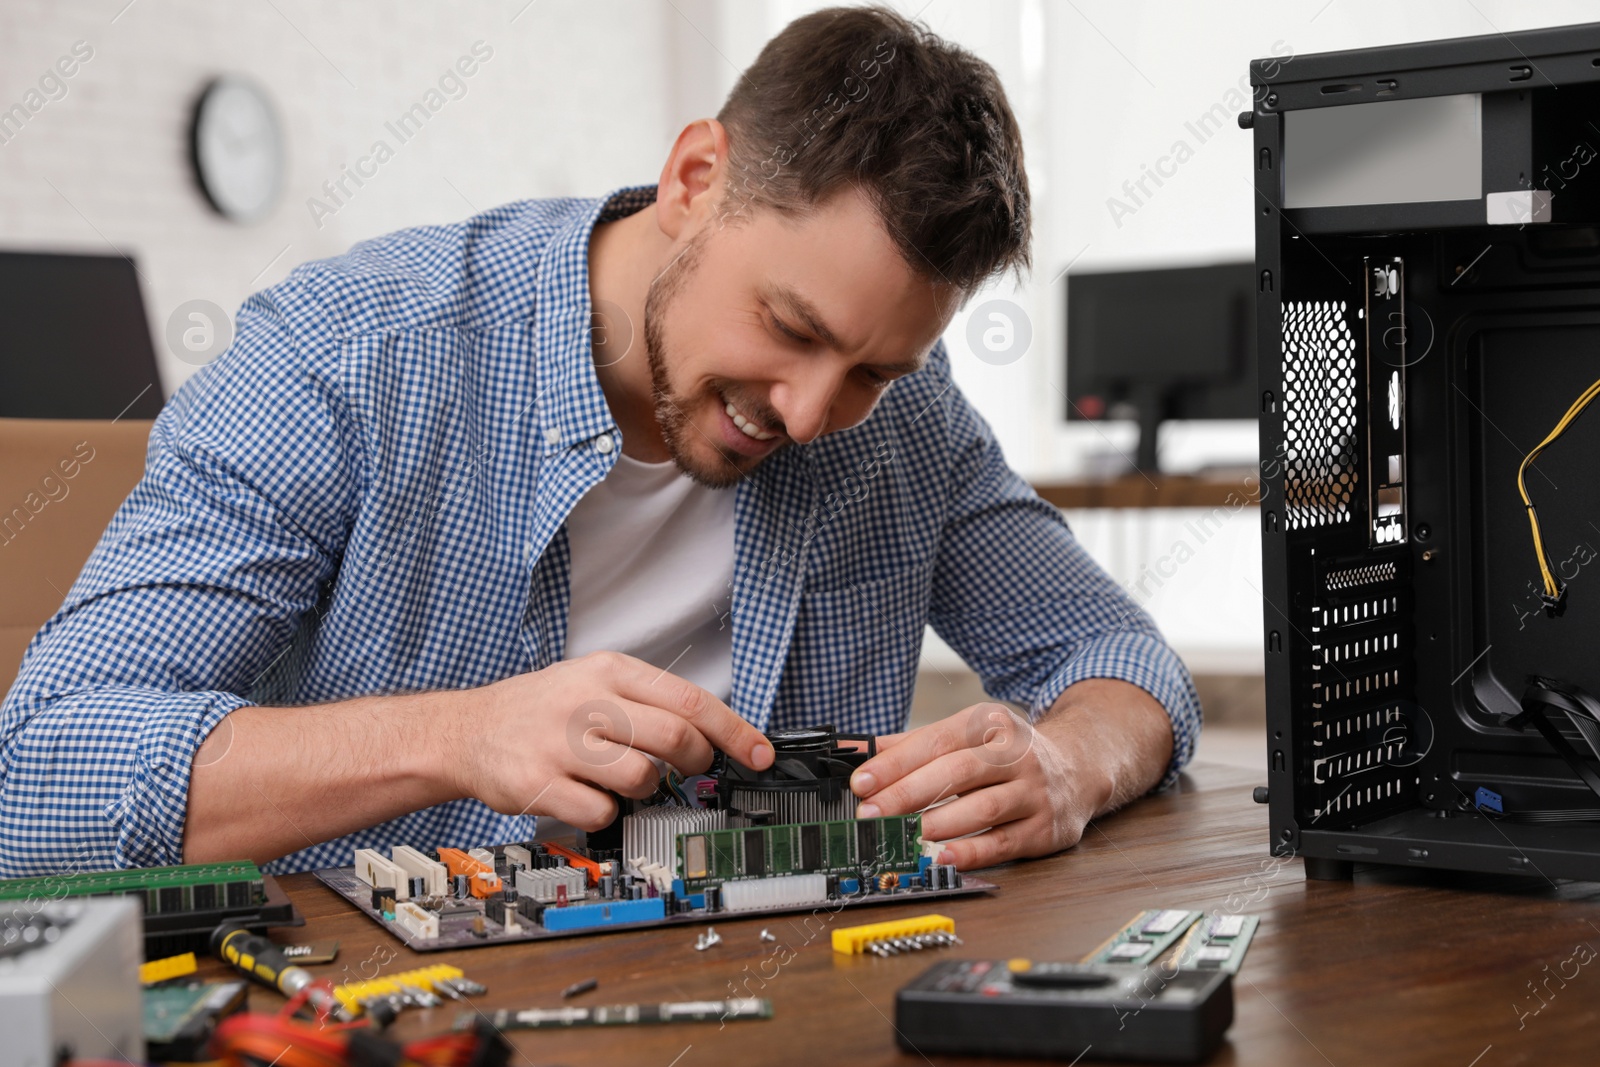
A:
1083 909 1204 967
0 860 265 914
677 813 923 891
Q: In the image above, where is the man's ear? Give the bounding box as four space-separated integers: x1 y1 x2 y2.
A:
655 118 730 241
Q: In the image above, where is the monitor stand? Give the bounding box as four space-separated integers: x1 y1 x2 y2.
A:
1133 386 1166 475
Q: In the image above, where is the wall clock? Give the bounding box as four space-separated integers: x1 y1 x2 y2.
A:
190 76 283 223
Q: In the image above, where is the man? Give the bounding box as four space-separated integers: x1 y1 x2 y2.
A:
0 6 1198 878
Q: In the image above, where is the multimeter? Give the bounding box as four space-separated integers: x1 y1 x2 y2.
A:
894 958 1233 1063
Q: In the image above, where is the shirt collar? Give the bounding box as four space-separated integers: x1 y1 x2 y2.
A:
532 184 657 455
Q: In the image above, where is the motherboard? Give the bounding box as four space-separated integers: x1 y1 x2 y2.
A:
314 726 996 951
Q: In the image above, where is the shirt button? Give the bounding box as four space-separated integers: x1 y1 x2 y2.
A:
595 435 615 454
544 427 561 445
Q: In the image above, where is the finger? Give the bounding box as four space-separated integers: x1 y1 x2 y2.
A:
851 704 1024 798
563 737 663 801
492 777 616 830
539 779 621 832
563 698 646 771
574 698 718 776
914 780 1036 843
605 654 774 770
932 818 1042 872
855 746 1014 820
848 720 957 798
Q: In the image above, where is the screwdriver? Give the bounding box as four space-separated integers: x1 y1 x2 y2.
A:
211 921 339 1016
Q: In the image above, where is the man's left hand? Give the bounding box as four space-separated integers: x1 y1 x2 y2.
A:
848 678 1175 870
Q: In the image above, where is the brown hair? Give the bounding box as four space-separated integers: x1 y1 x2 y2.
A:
715 5 1030 294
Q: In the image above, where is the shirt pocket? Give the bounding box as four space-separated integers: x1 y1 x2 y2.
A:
776 563 935 731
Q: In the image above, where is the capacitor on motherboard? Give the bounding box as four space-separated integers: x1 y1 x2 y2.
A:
703 885 722 912
453 873 469 898
599 874 614 899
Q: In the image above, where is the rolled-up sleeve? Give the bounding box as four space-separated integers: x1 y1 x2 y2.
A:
924 368 1201 790
0 284 361 874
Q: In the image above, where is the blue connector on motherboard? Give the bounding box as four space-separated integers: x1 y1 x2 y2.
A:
540 897 666 932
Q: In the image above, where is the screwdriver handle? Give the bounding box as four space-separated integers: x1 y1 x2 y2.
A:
211 921 313 997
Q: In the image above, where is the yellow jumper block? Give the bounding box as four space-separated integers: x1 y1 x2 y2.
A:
333 963 465 1014
139 951 198 985
832 913 956 955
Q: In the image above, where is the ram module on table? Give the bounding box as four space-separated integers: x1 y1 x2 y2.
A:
0 860 303 957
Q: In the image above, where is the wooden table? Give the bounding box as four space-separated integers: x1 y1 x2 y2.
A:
217 763 1600 1066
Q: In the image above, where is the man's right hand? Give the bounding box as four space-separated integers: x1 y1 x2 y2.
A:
453 651 774 830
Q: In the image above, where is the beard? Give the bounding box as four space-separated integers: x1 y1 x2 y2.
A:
642 234 786 490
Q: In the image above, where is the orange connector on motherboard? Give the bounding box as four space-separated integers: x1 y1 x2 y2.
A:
541 842 604 888
436 847 503 898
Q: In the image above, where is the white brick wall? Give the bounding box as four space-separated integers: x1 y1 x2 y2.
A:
0 0 710 395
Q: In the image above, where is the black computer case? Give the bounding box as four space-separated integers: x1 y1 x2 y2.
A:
1250 23 1600 880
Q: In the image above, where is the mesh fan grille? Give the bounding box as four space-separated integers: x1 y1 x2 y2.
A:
1326 561 1397 591
1281 300 1359 529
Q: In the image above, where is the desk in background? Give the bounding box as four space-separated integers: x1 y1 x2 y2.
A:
1031 473 1262 511
1022 474 1267 723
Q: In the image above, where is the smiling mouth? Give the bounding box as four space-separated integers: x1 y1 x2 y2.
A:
721 392 778 441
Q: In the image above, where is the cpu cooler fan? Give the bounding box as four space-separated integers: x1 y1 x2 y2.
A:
712 725 876 826
582 724 879 852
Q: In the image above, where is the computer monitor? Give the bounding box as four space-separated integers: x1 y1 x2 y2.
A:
1064 262 1256 473
0 251 165 420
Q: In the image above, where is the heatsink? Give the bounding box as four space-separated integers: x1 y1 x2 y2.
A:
622 804 727 874
514 867 587 904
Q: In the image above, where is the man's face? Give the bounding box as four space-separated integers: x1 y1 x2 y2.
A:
642 185 953 489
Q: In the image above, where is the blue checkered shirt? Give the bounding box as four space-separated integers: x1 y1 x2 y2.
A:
0 186 1200 877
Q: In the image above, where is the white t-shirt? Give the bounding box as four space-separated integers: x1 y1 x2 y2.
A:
562 450 735 700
